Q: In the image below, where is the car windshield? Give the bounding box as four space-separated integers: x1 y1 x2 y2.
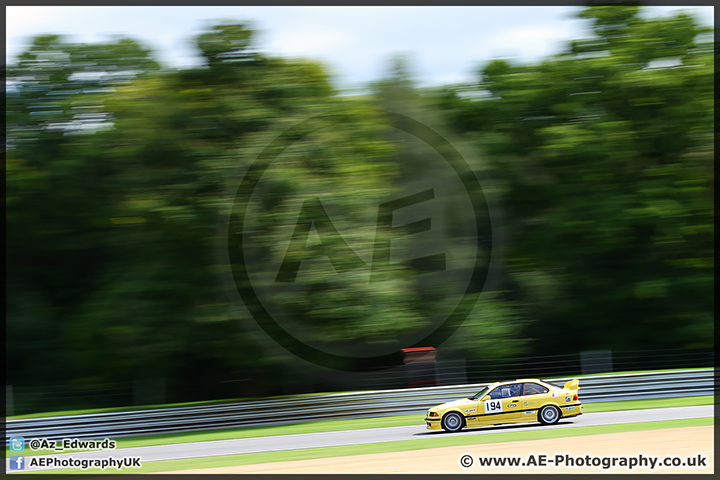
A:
469 386 490 400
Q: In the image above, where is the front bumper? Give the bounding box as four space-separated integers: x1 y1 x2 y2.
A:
425 417 442 429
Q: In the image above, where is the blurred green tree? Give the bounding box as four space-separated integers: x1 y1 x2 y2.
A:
6 26 348 401
436 6 713 352
6 34 161 395
7 8 714 412
7 24 450 406
371 55 529 364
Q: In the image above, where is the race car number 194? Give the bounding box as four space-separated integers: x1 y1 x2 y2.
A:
484 399 503 414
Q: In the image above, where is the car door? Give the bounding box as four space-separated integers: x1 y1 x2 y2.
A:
520 382 550 415
477 384 522 424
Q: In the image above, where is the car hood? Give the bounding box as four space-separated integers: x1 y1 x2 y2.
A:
432 398 475 411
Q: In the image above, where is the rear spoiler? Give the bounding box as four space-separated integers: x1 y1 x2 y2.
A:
564 379 580 391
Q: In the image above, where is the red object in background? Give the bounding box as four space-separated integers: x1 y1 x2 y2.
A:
402 347 437 386
401 347 437 364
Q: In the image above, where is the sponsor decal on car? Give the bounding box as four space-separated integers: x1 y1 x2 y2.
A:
565 396 571 402
465 408 476 413
551 392 558 397
508 403 517 408
524 411 536 415
564 406 576 410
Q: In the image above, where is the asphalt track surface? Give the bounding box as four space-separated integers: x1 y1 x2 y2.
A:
13 405 713 471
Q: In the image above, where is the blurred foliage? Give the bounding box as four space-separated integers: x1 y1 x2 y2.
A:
435 6 713 352
6 25 343 401
6 7 714 410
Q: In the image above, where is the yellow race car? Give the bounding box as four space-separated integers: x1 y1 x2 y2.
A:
425 378 582 432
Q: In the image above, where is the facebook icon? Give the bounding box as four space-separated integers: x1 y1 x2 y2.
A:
9 455 25 471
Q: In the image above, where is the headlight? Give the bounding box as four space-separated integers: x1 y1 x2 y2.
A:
428 411 439 417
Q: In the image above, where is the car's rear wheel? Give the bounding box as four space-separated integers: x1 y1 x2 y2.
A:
441 412 465 432
538 405 560 425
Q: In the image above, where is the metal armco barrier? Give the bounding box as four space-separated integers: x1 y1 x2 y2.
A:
5 369 714 443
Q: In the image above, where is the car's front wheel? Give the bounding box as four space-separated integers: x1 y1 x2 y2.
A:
441 412 465 432
538 405 560 425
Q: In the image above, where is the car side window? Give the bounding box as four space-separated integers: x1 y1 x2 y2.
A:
487 387 503 399
488 384 521 399
522 383 549 395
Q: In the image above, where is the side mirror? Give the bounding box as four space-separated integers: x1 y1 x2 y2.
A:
480 396 489 402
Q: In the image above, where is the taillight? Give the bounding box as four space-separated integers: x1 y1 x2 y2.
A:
573 394 578 401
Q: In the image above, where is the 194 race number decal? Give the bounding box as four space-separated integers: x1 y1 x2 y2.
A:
484 399 503 414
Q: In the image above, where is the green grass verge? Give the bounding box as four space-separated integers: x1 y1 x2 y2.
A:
22 417 713 474
572 367 713 377
10 395 713 458
582 395 714 413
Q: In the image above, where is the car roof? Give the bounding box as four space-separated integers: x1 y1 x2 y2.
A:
490 378 550 386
